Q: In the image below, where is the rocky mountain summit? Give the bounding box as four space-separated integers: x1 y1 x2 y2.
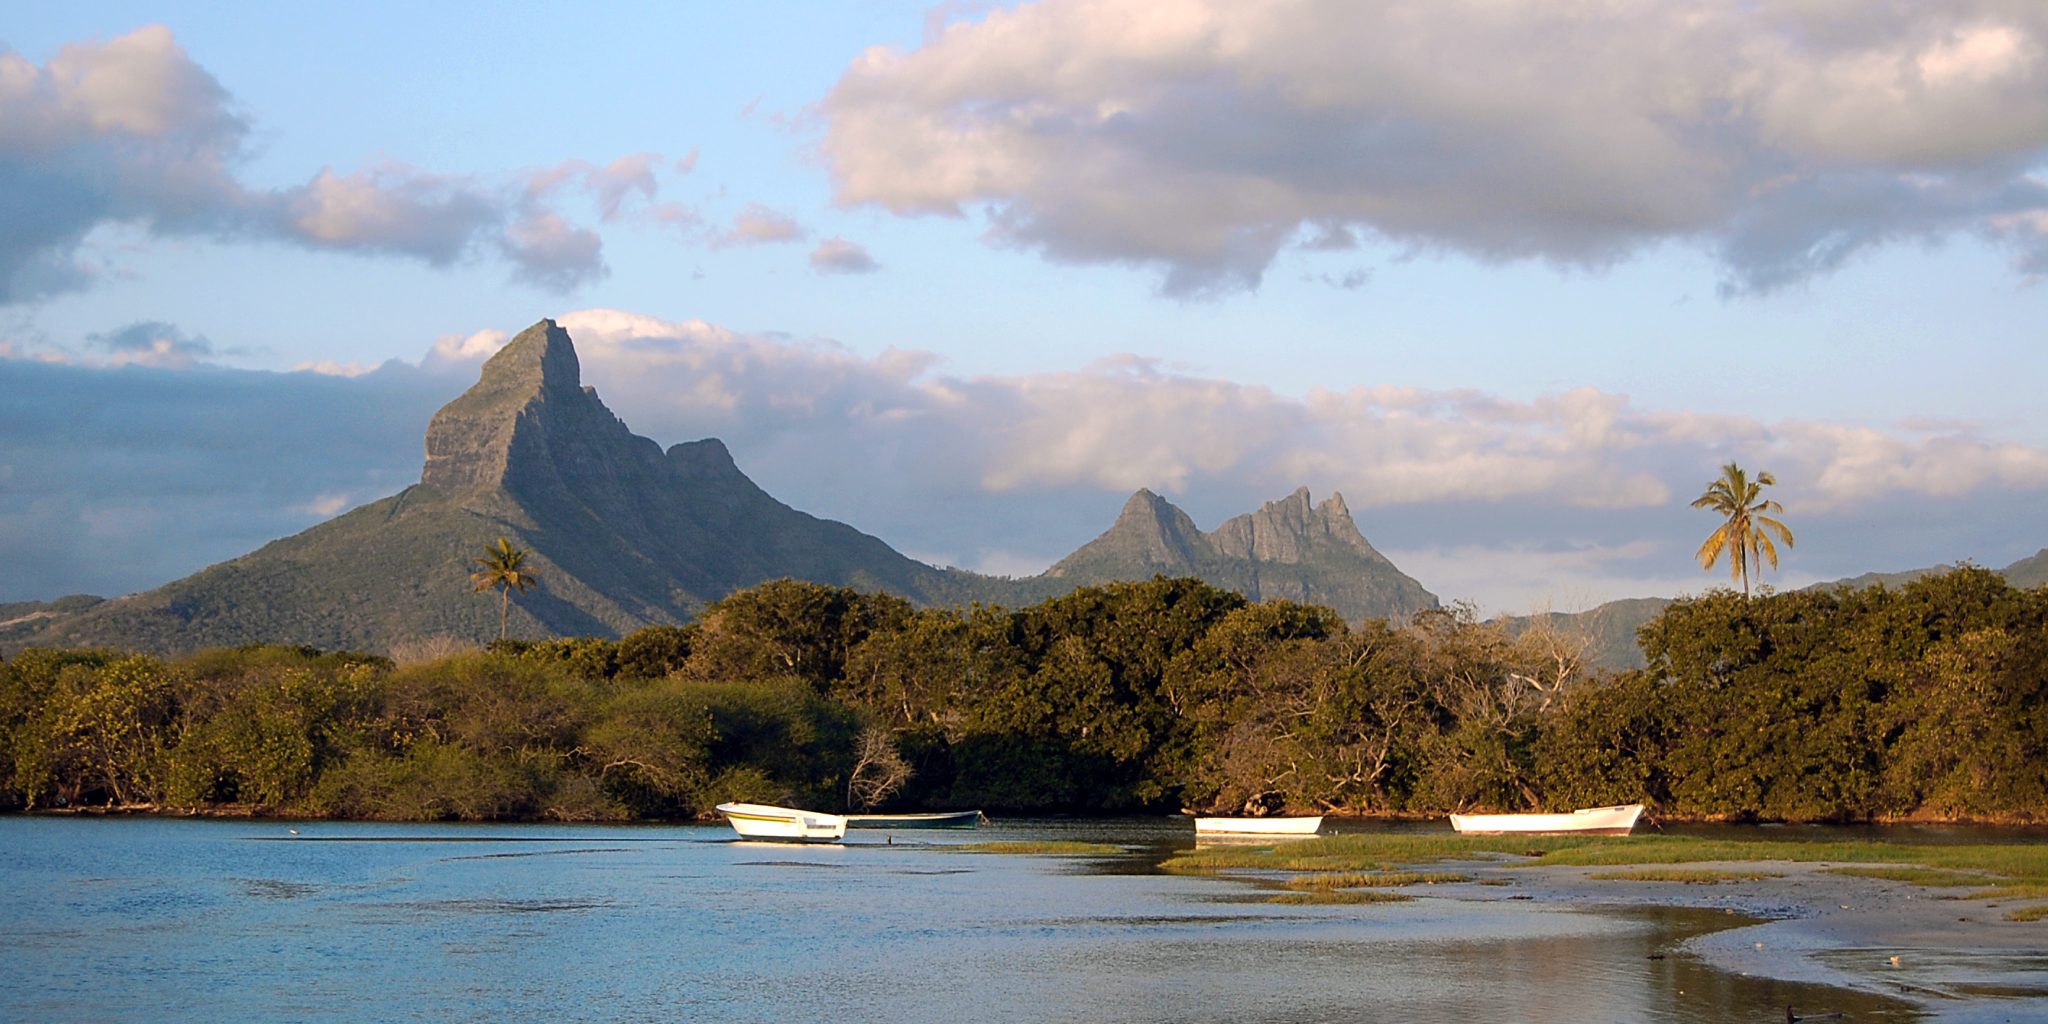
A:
25 320 963 652
17 320 1438 653
1045 487 1437 619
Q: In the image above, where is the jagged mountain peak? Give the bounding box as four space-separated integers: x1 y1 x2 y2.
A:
668 437 740 479
1213 486 1362 562
479 318 581 395
420 318 640 494
1116 488 1172 517
1046 487 1204 577
1038 486 1435 620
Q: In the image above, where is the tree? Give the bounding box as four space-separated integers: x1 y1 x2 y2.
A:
845 725 912 810
1691 462 1794 597
470 537 538 641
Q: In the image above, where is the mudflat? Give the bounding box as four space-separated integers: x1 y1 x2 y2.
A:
1462 859 2046 1019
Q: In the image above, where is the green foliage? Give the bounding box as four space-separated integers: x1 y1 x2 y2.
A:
492 636 623 680
2 569 2046 823
686 580 911 692
616 625 693 680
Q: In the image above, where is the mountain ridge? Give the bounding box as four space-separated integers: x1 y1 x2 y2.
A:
11 319 1437 654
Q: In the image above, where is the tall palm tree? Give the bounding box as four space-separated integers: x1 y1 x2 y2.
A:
1691 462 1794 597
470 537 538 640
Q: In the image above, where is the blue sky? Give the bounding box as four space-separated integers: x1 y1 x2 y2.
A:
4 2 2047 614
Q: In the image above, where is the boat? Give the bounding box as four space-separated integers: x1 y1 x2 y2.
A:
1193 815 1324 836
715 802 848 842
843 810 985 829
1447 803 1644 835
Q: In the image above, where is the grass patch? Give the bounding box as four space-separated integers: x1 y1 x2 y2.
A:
1268 890 1411 905
1967 882 2048 901
1286 870 1467 891
2007 904 2048 923
951 840 1122 856
1588 868 1784 884
1157 833 2048 917
1824 866 1994 887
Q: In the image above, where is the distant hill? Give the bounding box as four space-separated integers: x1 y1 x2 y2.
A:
1511 549 2048 672
11 320 1437 655
1501 597 1672 673
1035 487 1437 621
0 595 104 652
2006 549 2048 589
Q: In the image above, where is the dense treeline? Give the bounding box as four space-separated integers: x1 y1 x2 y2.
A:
2 569 2043 822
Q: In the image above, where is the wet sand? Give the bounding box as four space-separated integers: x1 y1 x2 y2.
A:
1419 857 2048 1022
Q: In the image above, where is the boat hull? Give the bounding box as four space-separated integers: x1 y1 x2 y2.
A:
1194 815 1324 835
843 810 984 829
1448 803 1644 835
716 802 848 842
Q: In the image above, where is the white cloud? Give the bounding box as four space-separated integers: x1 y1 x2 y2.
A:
292 360 376 377
1381 541 1697 618
820 0 2048 295
810 237 880 274
716 203 806 246
425 328 509 367
0 26 629 301
533 308 2048 521
293 492 352 517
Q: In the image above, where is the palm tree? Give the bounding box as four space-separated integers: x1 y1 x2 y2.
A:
1691 462 1794 597
470 537 538 640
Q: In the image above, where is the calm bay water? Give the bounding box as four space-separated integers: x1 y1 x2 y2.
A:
0 816 1926 1023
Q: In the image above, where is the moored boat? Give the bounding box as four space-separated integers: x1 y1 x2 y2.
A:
1447 803 1644 836
1193 815 1324 836
715 802 848 842
843 810 985 829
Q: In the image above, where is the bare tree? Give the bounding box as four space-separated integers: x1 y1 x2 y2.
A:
846 726 913 810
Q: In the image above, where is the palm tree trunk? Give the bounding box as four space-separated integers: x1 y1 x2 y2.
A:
499 586 510 640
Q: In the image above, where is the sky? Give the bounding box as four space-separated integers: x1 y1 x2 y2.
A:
4 1 2047 616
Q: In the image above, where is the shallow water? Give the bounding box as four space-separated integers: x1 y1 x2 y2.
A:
0 816 1930 1023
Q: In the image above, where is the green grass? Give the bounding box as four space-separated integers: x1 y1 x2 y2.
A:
1823 866 1995 887
1588 868 1784 883
1156 832 2048 921
1285 870 1467 890
951 840 1123 856
1268 890 1411 905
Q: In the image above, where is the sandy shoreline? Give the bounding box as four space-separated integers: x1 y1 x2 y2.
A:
1413 857 2047 1022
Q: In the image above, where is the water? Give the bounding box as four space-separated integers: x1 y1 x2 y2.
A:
0 816 1929 1023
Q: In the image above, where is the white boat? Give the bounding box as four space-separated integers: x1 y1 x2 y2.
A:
1448 803 1644 835
715 802 848 842
1193 815 1324 836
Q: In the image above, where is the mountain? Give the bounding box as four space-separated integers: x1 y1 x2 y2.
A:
22 320 972 654
2004 549 2048 589
1501 597 1672 673
1038 487 1438 621
15 319 1439 656
1799 565 1954 593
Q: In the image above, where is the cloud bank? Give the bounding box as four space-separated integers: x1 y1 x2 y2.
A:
7 308 2046 611
820 0 2048 295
